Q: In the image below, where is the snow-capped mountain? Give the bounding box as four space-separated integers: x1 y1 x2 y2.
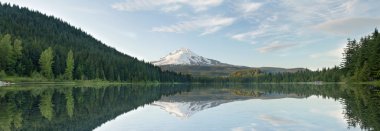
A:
152 48 307 77
152 48 229 66
152 100 234 119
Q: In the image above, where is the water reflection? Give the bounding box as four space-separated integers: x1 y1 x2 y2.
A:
0 84 379 131
0 84 190 131
152 87 303 119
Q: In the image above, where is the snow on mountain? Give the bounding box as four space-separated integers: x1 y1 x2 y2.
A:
152 100 233 119
151 90 304 119
152 48 228 66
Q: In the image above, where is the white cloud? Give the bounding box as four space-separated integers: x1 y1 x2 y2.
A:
152 16 235 35
188 0 223 12
314 17 380 34
111 0 223 12
231 30 265 42
237 2 262 13
309 108 346 125
310 43 345 59
161 5 182 12
231 127 244 131
231 23 294 45
280 0 355 23
257 41 297 53
230 123 257 131
258 114 298 126
267 15 278 22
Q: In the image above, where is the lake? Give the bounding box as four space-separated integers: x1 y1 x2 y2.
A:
0 84 379 131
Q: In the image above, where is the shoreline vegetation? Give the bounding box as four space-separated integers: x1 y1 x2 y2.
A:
1 76 379 87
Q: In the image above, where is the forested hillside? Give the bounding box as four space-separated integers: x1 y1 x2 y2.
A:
0 3 190 82
341 29 380 81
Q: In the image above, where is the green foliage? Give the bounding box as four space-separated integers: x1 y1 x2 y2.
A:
12 39 22 58
194 66 342 83
342 28 380 82
31 71 44 79
0 34 23 75
0 70 6 78
0 34 13 73
230 69 261 77
39 90 54 121
64 50 74 80
65 89 74 118
39 47 54 79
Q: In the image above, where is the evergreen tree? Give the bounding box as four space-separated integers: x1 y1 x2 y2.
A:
12 39 23 74
39 47 54 79
0 34 13 73
64 50 74 80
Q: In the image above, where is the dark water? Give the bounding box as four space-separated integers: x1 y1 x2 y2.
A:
0 84 379 131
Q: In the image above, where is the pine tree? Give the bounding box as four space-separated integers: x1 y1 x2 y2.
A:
358 62 370 81
64 50 74 80
12 39 23 74
39 47 54 79
0 34 14 73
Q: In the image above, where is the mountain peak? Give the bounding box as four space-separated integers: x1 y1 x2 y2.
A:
152 48 229 66
169 48 196 56
178 48 191 52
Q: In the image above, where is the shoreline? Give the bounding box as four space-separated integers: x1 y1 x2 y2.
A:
1 76 379 87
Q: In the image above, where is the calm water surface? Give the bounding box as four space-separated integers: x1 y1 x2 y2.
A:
0 84 379 131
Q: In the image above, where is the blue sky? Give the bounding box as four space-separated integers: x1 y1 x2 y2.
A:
2 0 380 69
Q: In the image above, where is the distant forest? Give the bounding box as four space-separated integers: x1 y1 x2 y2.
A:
0 3 191 82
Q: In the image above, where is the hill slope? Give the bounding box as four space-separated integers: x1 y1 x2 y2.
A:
0 3 190 82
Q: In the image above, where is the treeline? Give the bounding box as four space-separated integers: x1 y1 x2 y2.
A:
193 66 342 83
0 3 190 82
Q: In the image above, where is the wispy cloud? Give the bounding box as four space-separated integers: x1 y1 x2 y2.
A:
111 0 223 12
310 43 345 59
258 114 298 126
314 17 380 35
152 16 235 35
231 127 244 131
161 5 182 12
309 108 346 125
235 1 262 14
280 0 354 23
229 0 378 54
231 29 264 42
257 41 297 53
231 22 296 46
